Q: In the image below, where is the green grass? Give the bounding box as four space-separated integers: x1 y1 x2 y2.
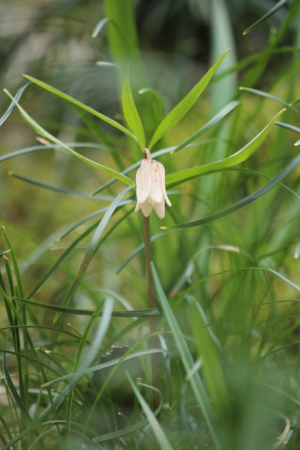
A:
1 1 300 449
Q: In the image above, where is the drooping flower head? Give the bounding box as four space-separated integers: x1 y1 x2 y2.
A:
135 149 171 219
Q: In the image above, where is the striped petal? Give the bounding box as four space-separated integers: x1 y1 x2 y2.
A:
154 200 165 219
150 161 163 203
135 201 141 212
158 162 172 207
136 160 151 204
141 198 153 217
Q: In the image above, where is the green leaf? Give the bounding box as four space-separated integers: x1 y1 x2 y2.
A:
4 90 134 187
239 87 300 114
212 47 300 86
276 121 300 134
93 381 163 443
158 334 173 409
191 300 230 423
66 297 114 435
151 264 221 449
21 75 138 142
126 374 173 450
3 335 31 420
43 349 166 388
243 0 289 35
148 49 230 150
122 67 146 150
165 109 286 186
139 88 165 128
0 83 31 126
0 142 105 163
115 230 177 275
92 17 110 38
171 100 240 154
276 121 300 146
53 185 135 323
9 172 115 202
116 165 299 274
58 202 133 241
13 296 159 318
162 148 300 230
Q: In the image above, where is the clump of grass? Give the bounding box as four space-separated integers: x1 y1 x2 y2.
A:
1 1 300 449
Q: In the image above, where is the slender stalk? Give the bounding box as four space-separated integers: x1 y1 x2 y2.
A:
143 214 160 413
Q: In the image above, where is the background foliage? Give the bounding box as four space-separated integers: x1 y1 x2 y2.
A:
1 0 300 449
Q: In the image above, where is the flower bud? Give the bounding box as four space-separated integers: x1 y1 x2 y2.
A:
135 150 171 219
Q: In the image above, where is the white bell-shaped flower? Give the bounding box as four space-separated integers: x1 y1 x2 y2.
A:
135 151 171 219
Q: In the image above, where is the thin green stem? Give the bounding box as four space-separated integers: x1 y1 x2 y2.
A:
143 214 160 414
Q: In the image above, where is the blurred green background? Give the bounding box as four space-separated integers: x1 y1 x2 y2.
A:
1 0 300 449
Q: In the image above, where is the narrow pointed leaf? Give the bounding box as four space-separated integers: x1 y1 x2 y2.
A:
240 87 300 114
3 336 31 420
148 49 230 149
22 75 138 142
151 264 221 449
43 349 165 390
162 150 300 230
126 374 173 450
13 297 159 318
191 300 230 422
9 172 115 201
139 88 165 118
53 185 135 322
276 121 300 134
243 0 289 35
122 67 145 150
172 100 240 154
4 90 134 186
165 109 285 185
0 143 105 163
92 17 110 38
0 83 31 126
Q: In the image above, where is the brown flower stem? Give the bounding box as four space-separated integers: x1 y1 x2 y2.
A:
143 214 160 415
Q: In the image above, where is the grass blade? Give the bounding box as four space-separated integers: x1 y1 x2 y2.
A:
43 349 166 388
162 147 300 230
126 374 173 450
21 76 138 142
0 83 30 127
151 264 221 449
239 87 300 113
165 109 285 186
53 185 134 322
122 67 145 150
243 0 289 35
13 296 159 318
92 17 110 38
4 90 134 186
0 143 106 163
276 121 300 134
9 172 115 201
148 49 230 149
191 300 230 423
171 101 240 154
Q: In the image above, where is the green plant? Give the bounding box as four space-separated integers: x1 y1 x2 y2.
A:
1 1 300 449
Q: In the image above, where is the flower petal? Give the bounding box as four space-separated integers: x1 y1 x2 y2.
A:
135 201 141 212
154 200 165 219
150 161 163 203
141 198 153 217
136 160 151 203
158 162 172 207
